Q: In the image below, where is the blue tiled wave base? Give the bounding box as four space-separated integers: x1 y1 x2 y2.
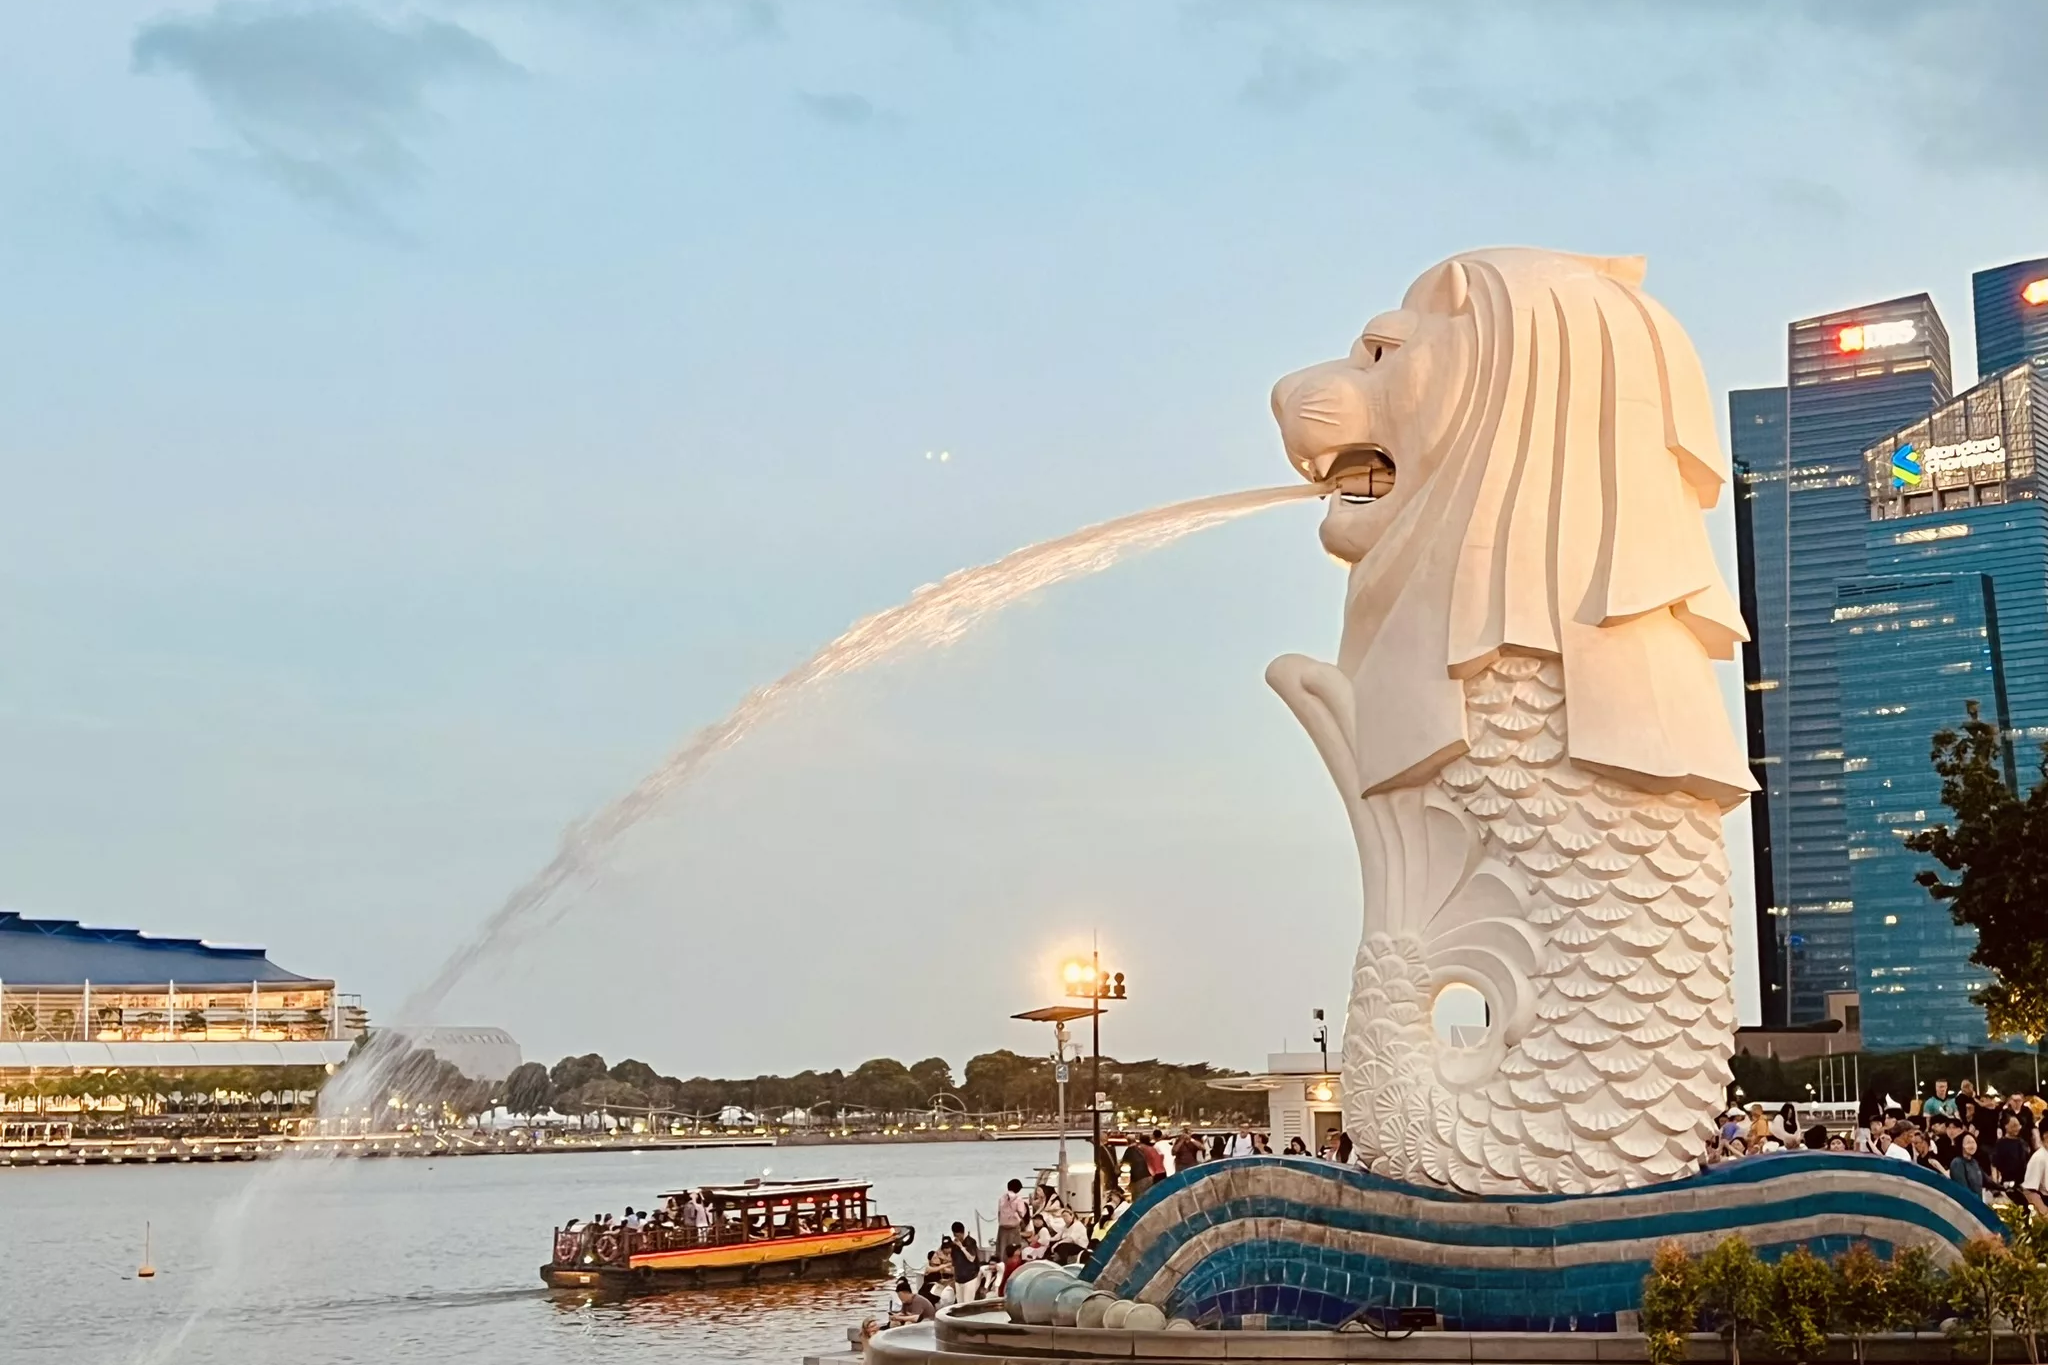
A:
1082 1154 2003 1332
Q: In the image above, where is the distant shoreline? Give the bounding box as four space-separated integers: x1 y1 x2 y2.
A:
0 1126 1098 1169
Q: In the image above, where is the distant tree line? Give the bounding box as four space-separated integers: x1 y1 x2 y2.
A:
494 1048 1261 1124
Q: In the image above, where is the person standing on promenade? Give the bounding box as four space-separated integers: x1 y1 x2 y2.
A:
995 1179 1029 1259
2023 1134 2048 1214
1924 1079 1956 1120
947 1222 982 1300
1171 1126 1204 1173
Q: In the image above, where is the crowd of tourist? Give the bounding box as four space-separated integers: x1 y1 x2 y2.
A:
1098 1124 1355 1199
1703 1079 2048 1208
876 1126 1363 1330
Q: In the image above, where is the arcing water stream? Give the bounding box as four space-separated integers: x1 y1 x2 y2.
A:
143 482 1319 1362
323 480 1322 1112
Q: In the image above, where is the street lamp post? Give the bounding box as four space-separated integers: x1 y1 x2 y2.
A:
1009 1004 1096 1212
1064 949 1127 1212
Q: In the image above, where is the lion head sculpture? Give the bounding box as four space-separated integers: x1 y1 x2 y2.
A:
1271 247 1752 807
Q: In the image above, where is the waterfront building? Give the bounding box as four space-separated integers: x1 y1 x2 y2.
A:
0 910 360 1077
386 1026 523 1082
1205 1052 1341 1152
1838 359 2048 1049
1731 385 1790 1026
1768 295 1953 1024
1972 256 2048 376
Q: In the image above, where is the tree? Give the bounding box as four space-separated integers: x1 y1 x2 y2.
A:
1905 699 2048 1038
609 1059 661 1092
846 1058 918 1113
549 1053 608 1097
1831 1242 1890 1365
1698 1236 1770 1365
1763 1246 1832 1365
908 1058 954 1100
1639 1242 1701 1365
2000 1206 2048 1365
504 1063 552 1116
1888 1244 1943 1338
1947 1236 2014 1365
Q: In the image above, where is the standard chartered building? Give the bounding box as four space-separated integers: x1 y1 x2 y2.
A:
1839 356 2048 1049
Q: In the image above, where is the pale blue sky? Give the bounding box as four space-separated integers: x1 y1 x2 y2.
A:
4 1 2045 1076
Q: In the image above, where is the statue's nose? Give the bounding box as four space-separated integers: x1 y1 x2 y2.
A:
1272 364 1371 479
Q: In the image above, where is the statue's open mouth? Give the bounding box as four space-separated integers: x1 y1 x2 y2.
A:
1325 445 1396 505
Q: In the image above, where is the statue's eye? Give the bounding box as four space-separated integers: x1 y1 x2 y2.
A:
1373 346 1383 362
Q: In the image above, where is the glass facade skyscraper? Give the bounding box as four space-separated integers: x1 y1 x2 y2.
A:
1972 257 2048 377
1775 297 1952 1023
1730 386 1789 1025
1837 360 2048 1048
1835 573 2003 1050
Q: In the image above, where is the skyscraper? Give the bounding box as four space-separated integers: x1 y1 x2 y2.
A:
1835 572 2004 1051
1730 386 1789 1026
1776 296 1952 1023
1841 360 2048 1048
1972 256 2048 377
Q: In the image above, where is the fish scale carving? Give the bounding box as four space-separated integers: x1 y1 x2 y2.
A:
1341 657 1734 1195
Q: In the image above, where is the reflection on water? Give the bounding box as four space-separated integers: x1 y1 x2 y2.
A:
552 1278 888 1356
1 1139 1053 1365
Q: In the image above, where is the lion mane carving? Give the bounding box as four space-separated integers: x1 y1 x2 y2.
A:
1266 248 1755 1195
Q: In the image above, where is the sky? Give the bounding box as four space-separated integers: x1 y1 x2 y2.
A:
4 0 2047 1080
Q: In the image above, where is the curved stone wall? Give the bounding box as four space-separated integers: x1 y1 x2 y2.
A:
1083 1154 2003 1331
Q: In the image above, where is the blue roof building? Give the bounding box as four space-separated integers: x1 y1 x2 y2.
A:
0 911 321 986
0 910 357 1071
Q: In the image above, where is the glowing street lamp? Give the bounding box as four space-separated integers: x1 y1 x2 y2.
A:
1062 948 1128 1211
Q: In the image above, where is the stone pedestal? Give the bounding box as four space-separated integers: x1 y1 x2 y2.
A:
1079 1155 1999 1332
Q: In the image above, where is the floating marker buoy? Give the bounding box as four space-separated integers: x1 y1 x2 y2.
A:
137 1220 156 1278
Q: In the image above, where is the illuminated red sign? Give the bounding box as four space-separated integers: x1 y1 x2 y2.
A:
1837 319 1918 353
2025 278 2048 306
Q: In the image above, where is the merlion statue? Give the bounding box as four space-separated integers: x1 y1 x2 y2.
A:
1266 248 1756 1196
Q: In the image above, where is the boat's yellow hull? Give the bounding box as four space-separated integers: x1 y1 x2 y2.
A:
542 1224 909 1293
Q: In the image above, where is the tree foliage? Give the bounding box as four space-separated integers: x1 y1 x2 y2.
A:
500 1048 1257 1125
1699 1236 1770 1365
1763 1247 1833 1365
1640 1242 1701 1365
1831 1242 1890 1365
1905 700 2048 1039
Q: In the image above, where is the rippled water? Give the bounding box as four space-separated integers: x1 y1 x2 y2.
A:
2 1138 1060 1364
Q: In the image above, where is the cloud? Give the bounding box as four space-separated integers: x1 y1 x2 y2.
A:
1413 86 1662 162
1871 2 2046 179
1238 44 1346 112
1761 177 1849 219
797 91 886 127
132 3 519 225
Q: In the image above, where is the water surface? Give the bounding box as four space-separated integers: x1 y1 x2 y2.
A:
2 1138 1059 1364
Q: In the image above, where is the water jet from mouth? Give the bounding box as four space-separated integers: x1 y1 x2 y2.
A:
319 480 1324 1115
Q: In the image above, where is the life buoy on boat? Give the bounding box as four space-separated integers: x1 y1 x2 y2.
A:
595 1233 621 1263
554 1234 578 1265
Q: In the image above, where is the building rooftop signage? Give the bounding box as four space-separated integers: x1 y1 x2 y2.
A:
1891 447 1922 489
1839 319 1919 353
1919 437 2007 480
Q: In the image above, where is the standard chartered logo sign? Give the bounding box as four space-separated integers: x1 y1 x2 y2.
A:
1920 437 2007 476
